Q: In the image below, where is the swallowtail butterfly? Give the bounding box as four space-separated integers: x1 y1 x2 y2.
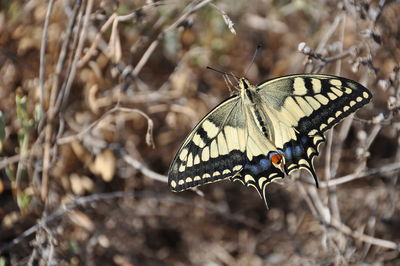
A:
168 74 372 204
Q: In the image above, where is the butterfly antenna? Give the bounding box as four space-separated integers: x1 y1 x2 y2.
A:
229 71 239 83
244 44 262 76
222 74 235 94
206 66 240 80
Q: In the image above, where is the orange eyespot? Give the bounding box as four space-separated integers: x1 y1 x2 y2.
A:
271 154 283 164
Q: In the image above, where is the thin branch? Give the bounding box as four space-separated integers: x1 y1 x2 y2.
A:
319 161 400 188
78 13 117 67
57 106 154 147
38 0 55 128
0 154 21 170
122 152 168 183
132 0 212 77
298 183 399 251
329 218 399 250
40 0 85 200
58 0 94 112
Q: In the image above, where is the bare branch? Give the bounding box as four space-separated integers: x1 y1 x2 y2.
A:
319 162 400 188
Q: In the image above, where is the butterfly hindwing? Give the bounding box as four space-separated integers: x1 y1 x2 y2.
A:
229 103 287 202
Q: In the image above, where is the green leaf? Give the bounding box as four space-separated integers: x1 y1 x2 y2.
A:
34 104 42 125
17 191 31 211
5 167 15 181
0 256 7 266
16 95 27 123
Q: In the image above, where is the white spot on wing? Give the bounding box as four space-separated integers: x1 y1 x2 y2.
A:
186 153 193 167
192 133 206 148
224 126 240 151
194 155 200 165
233 165 242 171
245 174 255 183
331 87 343 96
311 78 322 93
295 96 313 116
315 95 329 105
313 135 324 145
203 173 211 179
179 148 188 161
201 146 210 161
210 139 219 158
223 169 231 175
217 133 229 155
202 120 219 138
307 147 315 157
213 171 221 177
299 159 310 167
327 92 337 100
294 77 308 95
329 79 342 87
306 96 321 109
258 177 267 189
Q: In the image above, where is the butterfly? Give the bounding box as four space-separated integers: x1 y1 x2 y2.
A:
168 74 372 205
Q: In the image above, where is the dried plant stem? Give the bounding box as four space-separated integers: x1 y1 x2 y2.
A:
57 106 154 147
0 154 22 170
41 0 93 200
132 0 212 77
319 161 400 188
328 13 347 225
57 0 94 113
78 13 117 67
79 1 167 67
38 0 55 125
122 152 168 183
299 182 399 251
329 218 399 250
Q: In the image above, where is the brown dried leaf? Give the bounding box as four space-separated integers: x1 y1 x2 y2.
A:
68 209 94 231
90 149 115 182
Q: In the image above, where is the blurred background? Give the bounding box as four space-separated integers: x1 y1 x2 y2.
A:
0 0 399 265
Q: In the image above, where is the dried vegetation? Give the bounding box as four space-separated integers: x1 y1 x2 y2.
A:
0 0 400 265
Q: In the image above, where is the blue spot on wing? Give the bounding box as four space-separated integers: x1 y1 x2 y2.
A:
284 146 292 160
259 158 271 169
294 145 303 156
244 156 272 175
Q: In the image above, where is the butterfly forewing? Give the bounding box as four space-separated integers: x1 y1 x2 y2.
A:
168 96 248 191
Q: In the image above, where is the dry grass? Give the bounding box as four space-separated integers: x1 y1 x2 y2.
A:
0 0 399 265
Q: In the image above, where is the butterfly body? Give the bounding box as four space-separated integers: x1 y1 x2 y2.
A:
168 74 372 204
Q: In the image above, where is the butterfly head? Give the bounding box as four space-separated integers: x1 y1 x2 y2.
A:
239 77 252 90
239 78 258 102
